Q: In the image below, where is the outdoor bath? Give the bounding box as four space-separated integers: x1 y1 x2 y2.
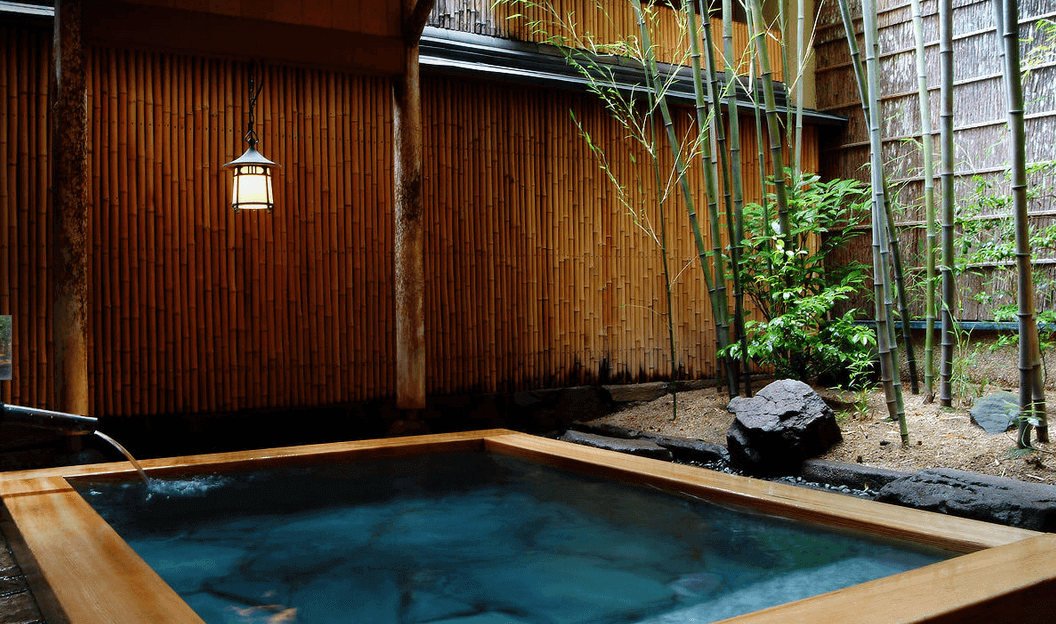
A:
2 429 1055 624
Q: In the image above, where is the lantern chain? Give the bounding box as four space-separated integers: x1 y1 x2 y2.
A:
245 63 264 148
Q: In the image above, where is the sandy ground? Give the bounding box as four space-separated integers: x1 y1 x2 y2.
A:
591 337 1056 486
592 384 1056 485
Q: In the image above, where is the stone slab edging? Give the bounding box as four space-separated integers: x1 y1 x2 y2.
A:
799 459 909 492
561 422 1056 531
876 468 1056 533
558 430 673 461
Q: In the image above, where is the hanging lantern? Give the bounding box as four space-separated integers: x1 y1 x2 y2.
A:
223 64 279 213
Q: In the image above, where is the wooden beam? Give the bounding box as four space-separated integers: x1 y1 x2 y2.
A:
392 50 426 410
392 1 430 409
82 1 406 76
404 0 436 40
51 0 90 417
392 0 437 409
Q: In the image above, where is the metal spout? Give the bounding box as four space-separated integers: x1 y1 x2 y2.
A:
0 402 98 435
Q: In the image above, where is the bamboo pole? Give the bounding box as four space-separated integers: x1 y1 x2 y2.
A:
721 0 751 396
35 32 49 405
690 0 737 396
145 53 159 415
938 0 956 408
747 0 791 251
996 0 1048 446
745 12 771 279
633 0 728 394
1 32 11 402
862 0 908 443
910 0 938 396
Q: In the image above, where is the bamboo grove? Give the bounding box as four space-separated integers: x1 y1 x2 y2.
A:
501 0 1050 446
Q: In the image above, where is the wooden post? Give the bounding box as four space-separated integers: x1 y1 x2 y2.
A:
51 0 90 417
393 0 433 409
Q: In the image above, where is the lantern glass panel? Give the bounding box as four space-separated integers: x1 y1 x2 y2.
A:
232 165 273 211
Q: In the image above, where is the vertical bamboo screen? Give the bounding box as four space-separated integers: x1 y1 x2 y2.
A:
814 0 1056 319
0 17 813 417
421 76 815 393
86 49 397 417
0 24 51 409
428 0 784 80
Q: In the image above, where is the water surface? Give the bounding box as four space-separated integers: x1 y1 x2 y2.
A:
75 451 950 624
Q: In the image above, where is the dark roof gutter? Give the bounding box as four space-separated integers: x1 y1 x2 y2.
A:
0 1 51 18
0 4 847 127
420 26 847 126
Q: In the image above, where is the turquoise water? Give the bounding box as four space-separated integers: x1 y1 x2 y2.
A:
75 452 949 624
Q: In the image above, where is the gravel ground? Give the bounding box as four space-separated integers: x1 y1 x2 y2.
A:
591 336 1056 485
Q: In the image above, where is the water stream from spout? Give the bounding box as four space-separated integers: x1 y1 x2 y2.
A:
93 430 150 485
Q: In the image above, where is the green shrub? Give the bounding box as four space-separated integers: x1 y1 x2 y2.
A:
725 172 876 386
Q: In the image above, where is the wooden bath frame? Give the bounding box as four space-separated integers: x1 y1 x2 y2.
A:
2 429 1055 623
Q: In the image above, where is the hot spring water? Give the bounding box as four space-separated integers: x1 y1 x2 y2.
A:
75 452 950 624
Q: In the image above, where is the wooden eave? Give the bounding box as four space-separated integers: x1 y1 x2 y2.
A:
59 0 408 75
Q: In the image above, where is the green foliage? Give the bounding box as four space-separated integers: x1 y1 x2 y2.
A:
725 172 877 386
0 315 10 351
957 160 1056 327
0 315 10 372
1025 18 1056 77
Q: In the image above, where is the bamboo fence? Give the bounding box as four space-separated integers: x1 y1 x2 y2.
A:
815 0 1056 319
428 0 784 81
1 16 812 417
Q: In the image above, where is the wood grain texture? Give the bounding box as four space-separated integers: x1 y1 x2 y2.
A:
1 18 807 417
1 430 1053 624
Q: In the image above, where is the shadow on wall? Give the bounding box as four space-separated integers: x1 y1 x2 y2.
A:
0 385 616 472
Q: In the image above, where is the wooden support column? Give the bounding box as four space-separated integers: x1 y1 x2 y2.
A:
51 0 90 416
393 0 434 410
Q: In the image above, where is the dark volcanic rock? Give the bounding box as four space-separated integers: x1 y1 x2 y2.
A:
876 468 1056 531
558 430 674 461
640 433 729 464
726 379 843 476
799 459 908 492
568 421 641 439
513 386 614 432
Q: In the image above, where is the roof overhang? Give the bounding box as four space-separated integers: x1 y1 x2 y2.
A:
420 26 846 126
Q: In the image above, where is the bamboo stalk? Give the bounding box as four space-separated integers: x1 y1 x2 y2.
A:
747 0 792 251
0 33 11 401
34 31 48 406
862 0 908 443
692 0 737 395
87 50 100 412
938 0 956 408
722 0 751 396
745 13 771 276
996 0 1048 446
911 0 938 396
144 52 159 416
